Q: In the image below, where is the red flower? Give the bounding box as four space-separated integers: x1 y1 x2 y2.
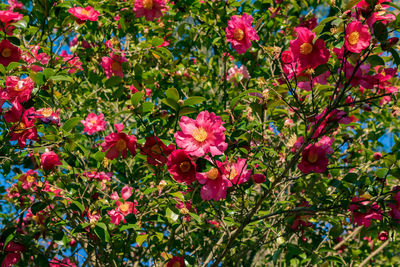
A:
298 136 333 174
289 27 330 70
68 6 99 23
196 161 231 201
1 76 34 103
0 39 21 67
41 151 62 170
18 169 38 190
345 21 371 53
281 50 293 64
101 124 137 160
349 196 382 228
167 256 185 267
252 173 266 184
101 53 127 78
225 13 259 54
167 150 196 184
0 10 22 35
133 0 167 21
141 136 175 166
4 102 38 148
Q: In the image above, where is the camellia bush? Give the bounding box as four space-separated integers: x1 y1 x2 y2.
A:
2 0 400 266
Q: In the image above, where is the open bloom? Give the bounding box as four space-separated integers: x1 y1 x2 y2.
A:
4 102 38 148
298 136 333 174
41 151 62 170
224 157 251 185
312 108 353 138
167 256 186 267
167 150 196 184
0 39 21 67
227 65 250 86
101 124 137 160
19 169 38 190
345 21 371 53
197 161 231 201
175 111 227 157
68 6 99 22
0 10 22 35
27 107 60 126
225 13 259 54
133 0 167 21
141 136 175 166
81 113 107 135
289 27 330 70
349 196 383 227
101 53 127 78
1 76 34 103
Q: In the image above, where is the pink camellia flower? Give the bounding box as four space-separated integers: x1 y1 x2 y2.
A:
0 10 22 35
140 136 175 166
0 39 21 67
18 169 38 190
68 6 99 23
373 152 382 160
224 158 251 185
41 151 62 170
116 200 136 216
298 136 333 174
252 173 266 184
81 113 107 135
378 231 388 241
196 161 231 201
281 50 293 64
121 185 133 200
290 27 330 70
227 65 250 86
167 149 197 184
60 50 83 74
101 123 137 160
108 209 125 225
27 107 60 126
101 53 127 78
225 13 259 54
133 0 167 21
49 257 76 267
22 45 49 72
7 0 23 11
4 102 38 148
312 108 353 138
1 76 34 103
83 171 112 181
345 21 371 53
349 196 383 228
2 252 21 267
175 111 227 157
167 256 186 267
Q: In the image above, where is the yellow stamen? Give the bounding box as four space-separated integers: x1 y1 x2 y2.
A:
348 31 360 45
300 43 313 55
179 161 191 173
1 48 11 58
143 0 154 10
115 139 127 151
233 28 245 41
192 127 207 142
207 168 219 180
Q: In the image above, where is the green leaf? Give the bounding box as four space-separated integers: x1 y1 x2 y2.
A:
70 201 84 213
136 234 148 246
105 76 122 87
94 222 110 242
166 208 179 223
3 232 15 250
367 55 385 67
161 98 179 111
62 117 83 132
156 47 173 61
30 72 45 85
31 202 47 215
140 102 154 114
8 37 20 46
166 87 180 101
183 96 206 106
131 92 144 107
179 107 197 116
189 212 202 223
390 48 400 67
373 22 388 41
152 37 164 47
120 224 139 231
376 168 388 178
51 75 74 82
342 173 358 183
